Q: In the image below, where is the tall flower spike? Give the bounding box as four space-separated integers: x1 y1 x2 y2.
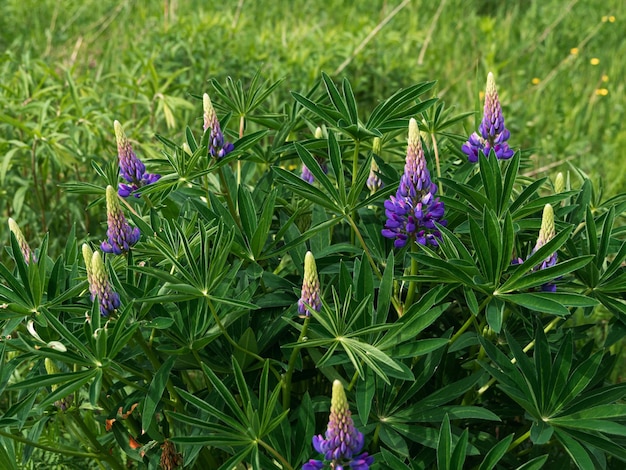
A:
298 251 321 317
90 250 120 316
8 218 35 263
203 93 234 158
367 137 384 194
382 119 446 248
462 72 514 162
554 172 565 194
304 380 373 470
114 121 161 198
101 185 140 255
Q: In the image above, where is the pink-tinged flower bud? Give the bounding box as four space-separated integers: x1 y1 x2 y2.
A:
462 72 514 162
367 137 384 194
306 380 373 469
298 251 321 317
8 218 35 263
203 93 234 158
114 121 160 198
531 204 558 291
90 250 120 317
101 185 140 255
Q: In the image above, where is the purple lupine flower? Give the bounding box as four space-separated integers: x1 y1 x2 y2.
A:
101 185 140 255
366 137 384 195
301 127 327 184
87 250 120 316
304 380 374 470
462 72 514 162
298 251 321 317
8 218 36 263
382 118 446 248
203 93 234 158
114 121 161 198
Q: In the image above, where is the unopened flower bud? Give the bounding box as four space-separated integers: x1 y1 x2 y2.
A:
554 172 565 194
8 218 35 263
101 186 140 255
298 251 321 317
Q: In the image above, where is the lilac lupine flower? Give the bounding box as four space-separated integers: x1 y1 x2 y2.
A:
114 121 161 198
382 119 446 248
366 137 384 194
304 380 373 470
298 251 321 317
88 250 120 316
301 127 327 184
203 93 234 158
462 72 514 162
101 185 140 255
8 218 36 263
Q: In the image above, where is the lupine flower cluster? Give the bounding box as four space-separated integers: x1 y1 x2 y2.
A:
8 218 36 264
82 244 120 317
115 121 161 198
382 118 446 248
303 380 373 470
203 93 234 158
462 72 514 163
366 137 384 194
301 127 328 184
298 251 321 317
513 204 558 292
101 186 141 255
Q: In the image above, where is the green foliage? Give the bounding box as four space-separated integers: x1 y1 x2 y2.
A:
1 1 626 468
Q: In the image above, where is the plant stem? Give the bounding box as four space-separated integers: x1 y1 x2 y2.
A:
282 316 310 410
346 215 403 316
258 439 294 470
508 429 531 452
404 243 419 309
449 314 476 344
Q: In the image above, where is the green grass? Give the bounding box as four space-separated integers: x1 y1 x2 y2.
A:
1 0 625 247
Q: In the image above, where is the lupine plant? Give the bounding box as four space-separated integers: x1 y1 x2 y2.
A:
1 70 626 470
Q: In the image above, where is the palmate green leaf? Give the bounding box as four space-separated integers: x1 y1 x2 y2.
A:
477 433 514 470
367 81 436 129
497 293 570 316
554 428 596 470
173 388 246 433
600 240 626 283
553 351 603 415
41 309 97 364
500 152 521 215
551 419 626 436
508 177 548 214
564 385 626 415
486 297 505 333
439 177 491 213
562 427 626 462
379 425 410 458
407 405 500 423
142 355 175 434
437 414 452 470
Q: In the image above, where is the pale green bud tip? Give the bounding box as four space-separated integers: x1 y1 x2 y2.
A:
8 218 21 237
304 251 318 281
105 185 120 209
91 250 105 277
554 172 565 194
82 244 94 269
203 93 214 115
373 137 382 156
45 358 60 375
331 380 348 414
486 72 497 96
113 120 126 146
182 142 192 156
314 127 323 139
539 204 555 243
408 118 419 145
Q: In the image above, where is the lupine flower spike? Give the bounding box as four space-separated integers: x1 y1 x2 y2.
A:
88 250 120 316
554 172 565 194
382 118 446 248
101 185 140 255
303 380 373 470
462 72 514 162
298 251 321 317
82 244 97 300
203 93 234 158
301 127 328 184
8 218 35 263
366 137 384 194
114 120 161 198
533 204 558 291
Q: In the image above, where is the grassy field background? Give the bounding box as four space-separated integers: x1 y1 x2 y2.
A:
1 0 624 247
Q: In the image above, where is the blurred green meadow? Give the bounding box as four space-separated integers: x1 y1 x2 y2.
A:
1 0 624 249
